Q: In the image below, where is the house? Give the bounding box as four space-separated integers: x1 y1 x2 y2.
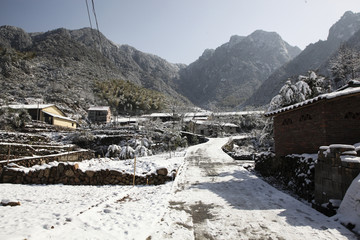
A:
186 120 239 137
8 104 77 129
265 80 360 156
142 113 174 122
87 106 111 123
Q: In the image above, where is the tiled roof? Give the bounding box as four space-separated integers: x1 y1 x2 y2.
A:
265 81 360 117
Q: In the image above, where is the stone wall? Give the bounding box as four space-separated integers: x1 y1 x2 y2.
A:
0 162 175 185
314 144 360 207
0 142 77 160
0 150 94 176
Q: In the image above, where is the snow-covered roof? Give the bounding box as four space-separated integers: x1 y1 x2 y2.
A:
88 106 110 111
265 82 360 117
114 117 145 123
142 113 173 118
223 123 238 128
42 111 77 123
213 111 264 116
7 104 54 109
183 112 212 117
191 120 238 128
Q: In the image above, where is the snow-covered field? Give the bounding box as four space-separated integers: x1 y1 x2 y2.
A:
0 138 358 239
0 151 186 240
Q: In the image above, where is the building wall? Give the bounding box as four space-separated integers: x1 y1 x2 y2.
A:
27 109 41 121
88 109 111 123
42 106 65 117
274 101 326 156
324 94 360 145
53 117 76 129
274 94 360 156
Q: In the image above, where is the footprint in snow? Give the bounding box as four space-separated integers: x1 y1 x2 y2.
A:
104 208 112 213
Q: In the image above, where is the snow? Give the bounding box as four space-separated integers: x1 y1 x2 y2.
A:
266 85 360 116
340 155 360 163
7 151 185 177
150 138 355 239
0 150 89 165
0 183 172 240
0 138 357 239
7 104 54 109
87 106 110 111
335 173 360 234
329 144 355 150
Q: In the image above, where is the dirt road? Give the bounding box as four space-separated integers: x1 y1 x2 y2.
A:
150 138 357 240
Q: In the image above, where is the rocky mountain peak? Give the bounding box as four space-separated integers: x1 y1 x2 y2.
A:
244 11 360 108
199 48 215 61
327 11 360 43
177 30 301 109
0 25 32 50
227 35 245 47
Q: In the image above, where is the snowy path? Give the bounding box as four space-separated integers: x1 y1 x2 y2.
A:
150 138 357 240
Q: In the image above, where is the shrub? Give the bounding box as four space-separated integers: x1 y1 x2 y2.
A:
0 107 31 130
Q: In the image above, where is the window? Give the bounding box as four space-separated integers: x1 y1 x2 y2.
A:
282 118 292 126
345 112 360 119
299 114 312 122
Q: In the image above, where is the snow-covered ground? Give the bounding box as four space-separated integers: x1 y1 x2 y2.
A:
0 138 358 239
9 151 185 177
149 138 357 239
0 151 185 240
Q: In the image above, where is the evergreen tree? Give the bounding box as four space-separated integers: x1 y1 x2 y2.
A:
330 44 360 88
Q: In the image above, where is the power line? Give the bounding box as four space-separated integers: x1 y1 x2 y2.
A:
91 0 103 53
84 0 110 80
85 0 93 29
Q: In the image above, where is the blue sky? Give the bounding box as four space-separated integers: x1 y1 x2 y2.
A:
1 0 359 64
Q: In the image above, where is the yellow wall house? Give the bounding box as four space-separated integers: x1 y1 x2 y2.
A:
9 104 77 129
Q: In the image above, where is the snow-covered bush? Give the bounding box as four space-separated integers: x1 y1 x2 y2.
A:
105 144 122 158
104 138 154 159
0 107 32 130
255 153 317 202
68 131 95 148
135 145 152 157
268 71 330 112
119 146 135 159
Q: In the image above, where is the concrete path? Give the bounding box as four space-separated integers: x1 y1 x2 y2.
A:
150 138 357 240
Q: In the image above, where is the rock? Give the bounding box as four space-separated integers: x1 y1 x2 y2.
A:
38 169 44 178
57 163 65 174
73 163 79 170
1 201 21 207
44 168 50 178
156 168 168 176
85 170 95 178
64 169 74 177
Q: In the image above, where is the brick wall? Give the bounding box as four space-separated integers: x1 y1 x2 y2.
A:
274 101 326 156
274 94 360 156
324 95 360 145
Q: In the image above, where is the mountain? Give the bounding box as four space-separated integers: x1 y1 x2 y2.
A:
0 26 189 117
175 30 301 110
245 11 360 107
